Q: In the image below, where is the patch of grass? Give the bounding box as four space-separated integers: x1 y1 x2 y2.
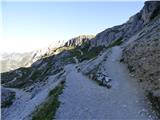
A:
2 67 34 88
107 37 123 48
54 46 75 54
69 49 81 57
61 56 74 63
32 82 65 120
30 70 42 81
76 37 123 61
83 46 105 59
76 39 123 61
80 42 90 49
48 81 64 97
61 42 105 62
20 68 32 78
10 67 51 88
1 67 31 84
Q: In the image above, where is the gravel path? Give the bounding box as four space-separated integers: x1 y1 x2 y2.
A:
55 46 156 119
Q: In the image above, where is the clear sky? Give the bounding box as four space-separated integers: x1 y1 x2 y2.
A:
1 1 144 53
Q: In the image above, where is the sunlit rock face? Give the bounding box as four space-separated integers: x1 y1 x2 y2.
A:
64 35 95 47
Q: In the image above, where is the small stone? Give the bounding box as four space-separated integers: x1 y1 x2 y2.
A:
136 100 139 103
122 104 127 108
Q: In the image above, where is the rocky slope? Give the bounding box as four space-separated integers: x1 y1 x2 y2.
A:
88 1 160 48
122 16 160 92
1 1 160 119
121 1 160 116
121 10 160 116
1 87 16 108
0 35 93 73
1 35 95 89
64 35 95 47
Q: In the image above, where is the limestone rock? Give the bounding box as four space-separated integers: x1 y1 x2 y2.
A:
64 35 95 47
122 16 160 92
89 1 160 48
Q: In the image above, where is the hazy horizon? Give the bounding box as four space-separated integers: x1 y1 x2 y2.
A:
1 1 144 53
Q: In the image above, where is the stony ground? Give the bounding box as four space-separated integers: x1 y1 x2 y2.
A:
55 46 157 119
1 73 65 120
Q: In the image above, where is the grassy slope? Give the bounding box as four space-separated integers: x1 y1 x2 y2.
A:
32 81 65 120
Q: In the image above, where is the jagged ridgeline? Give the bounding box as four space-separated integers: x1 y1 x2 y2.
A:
1 33 126 89
1 35 95 88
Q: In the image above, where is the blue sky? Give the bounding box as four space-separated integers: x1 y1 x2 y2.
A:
1 1 144 53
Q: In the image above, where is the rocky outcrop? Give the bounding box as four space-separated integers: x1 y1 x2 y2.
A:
1 35 95 89
122 13 160 93
141 1 160 23
64 35 95 47
1 49 71 89
122 16 160 117
89 1 160 48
